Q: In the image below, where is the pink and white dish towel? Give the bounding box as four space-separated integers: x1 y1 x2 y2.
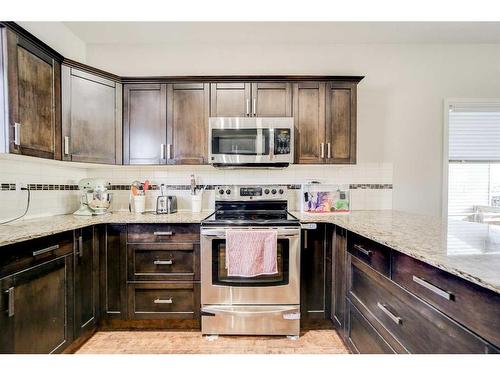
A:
225 230 278 277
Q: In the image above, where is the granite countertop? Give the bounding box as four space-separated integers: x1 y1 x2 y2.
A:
0 211 211 247
293 210 500 294
2 209 500 295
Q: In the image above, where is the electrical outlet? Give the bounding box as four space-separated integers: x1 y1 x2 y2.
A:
16 182 27 191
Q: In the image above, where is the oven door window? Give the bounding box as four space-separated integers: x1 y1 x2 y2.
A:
212 238 289 287
211 129 270 155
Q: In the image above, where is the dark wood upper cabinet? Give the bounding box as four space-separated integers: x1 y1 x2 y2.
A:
74 226 98 340
167 83 209 164
326 82 357 164
210 82 250 117
293 82 326 164
123 83 167 164
4 28 61 160
61 65 122 165
251 82 292 117
210 82 292 117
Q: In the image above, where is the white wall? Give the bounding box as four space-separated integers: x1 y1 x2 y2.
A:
85 42 500 216
17 22 87 62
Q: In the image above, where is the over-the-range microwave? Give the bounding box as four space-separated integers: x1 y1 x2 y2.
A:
208 117 294 168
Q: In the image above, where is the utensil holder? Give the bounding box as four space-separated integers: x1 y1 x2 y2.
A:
191 192 203 213
133 195 146 214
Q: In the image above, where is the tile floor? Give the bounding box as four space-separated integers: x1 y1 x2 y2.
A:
75 329 348 354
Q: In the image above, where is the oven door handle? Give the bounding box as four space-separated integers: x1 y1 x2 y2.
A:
201 228 300 238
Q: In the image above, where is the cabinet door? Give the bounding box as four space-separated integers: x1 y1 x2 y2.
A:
100 224 127 321
325 82 357 164
61 66 122 164
301 224 326 322
332 226 348 335
5 28 61 159
74 226 98 339
123 83 167 164
210 82 251 117
167 83 209 164
0 255 74 354
251 82 292 117
293 82 326 164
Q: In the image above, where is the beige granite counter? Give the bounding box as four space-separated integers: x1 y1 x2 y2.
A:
293 210 500 294
2 209 500 295
0 211 211 247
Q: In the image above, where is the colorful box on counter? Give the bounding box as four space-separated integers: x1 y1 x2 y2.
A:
301 183 350 214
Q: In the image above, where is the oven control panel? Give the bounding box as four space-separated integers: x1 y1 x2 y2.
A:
216 185 288 201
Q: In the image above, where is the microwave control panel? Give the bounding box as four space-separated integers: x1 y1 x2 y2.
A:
274 128 291 154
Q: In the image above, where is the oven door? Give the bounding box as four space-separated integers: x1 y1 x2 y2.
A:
201 226 300 305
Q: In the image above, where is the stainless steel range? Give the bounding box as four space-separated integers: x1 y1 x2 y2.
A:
201 185 301 337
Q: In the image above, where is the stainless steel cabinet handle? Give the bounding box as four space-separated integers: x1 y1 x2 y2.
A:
33 244 59 257
166 144 172 159
5 287 14 317
320 143 325 158
64 136 70 156
412 276 453 300
154 231 173 236
246 99 250 116
153 259 173 265
327 142 331 159
154 298 173 304
353 244 372 257
377 302 402 325
252 98 257 116
14 123 21 146
303 230 308 249
78 235 83 258
160 143 165 160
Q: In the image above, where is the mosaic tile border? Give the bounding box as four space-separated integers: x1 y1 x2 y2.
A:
1 183 393 191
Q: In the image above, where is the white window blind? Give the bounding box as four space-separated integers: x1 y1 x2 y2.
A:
449 103 500 161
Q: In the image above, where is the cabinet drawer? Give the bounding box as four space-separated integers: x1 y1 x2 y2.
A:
0 231 74 278
127 224 200 243
392 251 500 348
127 243 199 281
347 301 395 354
349 257 495 353
347 232 391 277
127 283 200 320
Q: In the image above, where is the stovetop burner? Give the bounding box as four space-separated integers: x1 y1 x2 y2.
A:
201 185 299 227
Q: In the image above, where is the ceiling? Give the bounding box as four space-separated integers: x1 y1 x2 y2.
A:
62 22 500 44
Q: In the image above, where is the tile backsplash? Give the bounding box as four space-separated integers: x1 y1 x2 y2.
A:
0 154 393 221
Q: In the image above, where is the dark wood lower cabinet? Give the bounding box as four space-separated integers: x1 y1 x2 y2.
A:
100 224 127 321
0 254 74 353
301 223 328 322
74 226 98 340
331 226 347 337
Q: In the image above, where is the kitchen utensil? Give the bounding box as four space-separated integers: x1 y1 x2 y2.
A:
131 186 139 196
143 180 150 192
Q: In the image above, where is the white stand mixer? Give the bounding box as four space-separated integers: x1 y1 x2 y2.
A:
74 178 112 216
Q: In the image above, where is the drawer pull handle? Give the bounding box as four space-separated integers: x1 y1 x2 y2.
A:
154 298 173 304
33 244 59 257
5 287 14 317
154 231 173 236
412 276 453 300
377 302 402 325
354 244 372 257
153 259 173 265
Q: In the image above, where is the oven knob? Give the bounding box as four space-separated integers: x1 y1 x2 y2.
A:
264 189 270 195
278 189 284 195
271 189 277 195
226 189 231 195
218 189 224 195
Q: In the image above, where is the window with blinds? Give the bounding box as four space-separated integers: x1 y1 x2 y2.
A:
447 102 500 217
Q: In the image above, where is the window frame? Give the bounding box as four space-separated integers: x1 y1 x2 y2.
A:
442 98 500 217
